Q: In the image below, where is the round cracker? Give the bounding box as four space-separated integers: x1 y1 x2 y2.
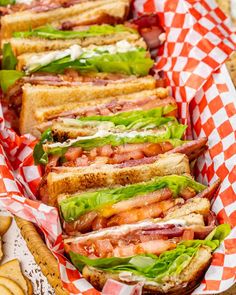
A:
0 284 13 295
0 277 24 295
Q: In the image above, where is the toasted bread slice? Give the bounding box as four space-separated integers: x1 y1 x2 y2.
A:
1 0 130 38
0 285 13 295
0 216 12 236
82 246 212 294
0 259 31 295
165 197 211 219
20 76 157 135
45 153 190 206
5 32 145 56
0 277 24 295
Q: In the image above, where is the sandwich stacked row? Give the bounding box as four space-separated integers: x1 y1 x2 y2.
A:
0 1 230 294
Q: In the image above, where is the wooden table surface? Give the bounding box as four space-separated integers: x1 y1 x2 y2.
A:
217 284 236 295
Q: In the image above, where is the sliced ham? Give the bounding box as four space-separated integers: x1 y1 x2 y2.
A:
64 211 98 235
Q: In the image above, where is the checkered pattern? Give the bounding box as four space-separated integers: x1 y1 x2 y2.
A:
0 0 235 294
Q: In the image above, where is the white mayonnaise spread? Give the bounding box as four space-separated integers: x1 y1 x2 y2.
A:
16 0 33 4
64 219 187 243
26 40 138 72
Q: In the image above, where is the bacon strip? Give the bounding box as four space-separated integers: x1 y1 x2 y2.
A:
195 179 221 200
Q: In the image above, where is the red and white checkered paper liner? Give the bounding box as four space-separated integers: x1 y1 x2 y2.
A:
0 0 235 294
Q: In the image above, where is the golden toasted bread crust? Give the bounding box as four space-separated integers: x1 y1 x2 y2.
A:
46 153 190 206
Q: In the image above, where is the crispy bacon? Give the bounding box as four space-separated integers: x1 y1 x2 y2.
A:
195 179 221 201
141 224 184 238
92 217 108 231
64 211 98 235
166 137 208 161
132 14 164 51
45 155 60 173
193 211 217 239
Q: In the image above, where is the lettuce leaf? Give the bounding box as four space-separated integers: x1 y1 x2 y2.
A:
78 106 180 131
70 224 231 282
29 49 154 76
0 0 15 5
59 175 206 222
13 24 138 39
0 70 24 93
33 129 53 165
2 43 17 70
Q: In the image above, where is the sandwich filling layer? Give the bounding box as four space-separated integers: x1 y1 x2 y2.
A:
19 41 153 76
59 175 206 234
64 213 217 258
69 224 230 288
35 123 187 166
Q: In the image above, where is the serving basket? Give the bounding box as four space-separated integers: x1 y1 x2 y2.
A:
0 0 235 294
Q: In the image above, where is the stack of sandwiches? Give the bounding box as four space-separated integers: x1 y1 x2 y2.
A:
0 1 230 294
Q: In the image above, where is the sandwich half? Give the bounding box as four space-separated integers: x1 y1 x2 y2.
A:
73 224 230 294
19 76 160 136
1 0 130 38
